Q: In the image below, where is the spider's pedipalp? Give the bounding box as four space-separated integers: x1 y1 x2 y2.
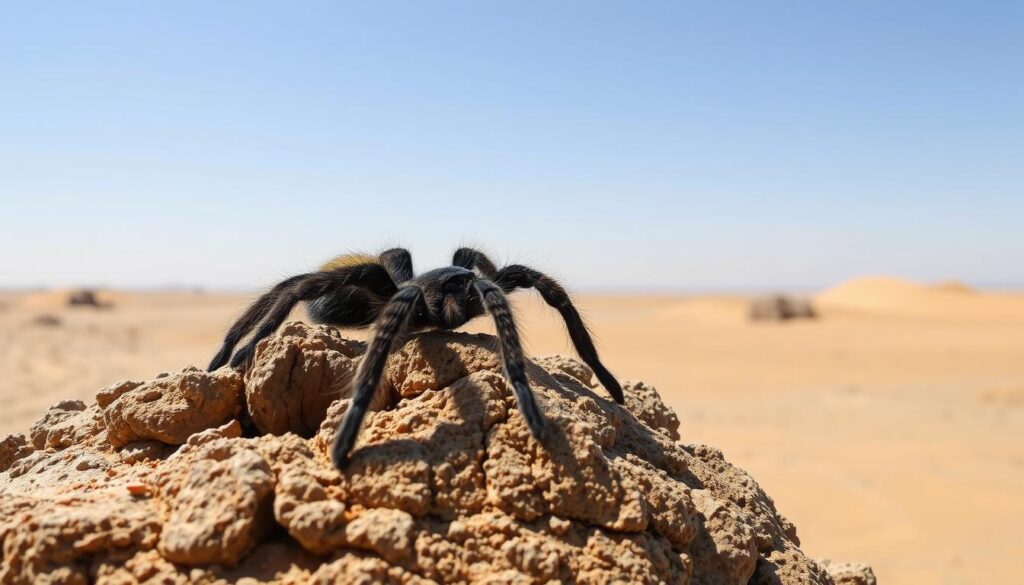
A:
495 264 624 404
474 278 547 439
453 247 499 279
333 285 425 468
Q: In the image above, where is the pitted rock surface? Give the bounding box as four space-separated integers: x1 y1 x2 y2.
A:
101 366 243 448
0 322 872 584
244 322 371 436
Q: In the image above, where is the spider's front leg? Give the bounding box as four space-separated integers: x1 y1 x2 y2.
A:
453 247 499 279
473 279 547 439
332 285 425 469
495 265 624 404
379 247 414 283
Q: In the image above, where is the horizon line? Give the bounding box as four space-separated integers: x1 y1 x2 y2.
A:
4 280 1024 296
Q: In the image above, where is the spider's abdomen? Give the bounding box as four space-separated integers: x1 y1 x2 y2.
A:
306 288 381 327
319 254 381 272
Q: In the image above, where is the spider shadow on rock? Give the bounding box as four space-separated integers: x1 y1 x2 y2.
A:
337 361 577 512
339 338 708 530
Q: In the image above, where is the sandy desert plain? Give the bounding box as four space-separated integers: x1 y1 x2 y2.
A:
1 276 1023 584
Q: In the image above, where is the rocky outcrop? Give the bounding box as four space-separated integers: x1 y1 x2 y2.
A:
0 322 873 584
243 322 369 437
99 368 243 448
749 296 817 322
67 289 110 308
818 559 878 585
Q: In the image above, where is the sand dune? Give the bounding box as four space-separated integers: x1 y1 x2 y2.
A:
817 275 968 307
816 276 1024 321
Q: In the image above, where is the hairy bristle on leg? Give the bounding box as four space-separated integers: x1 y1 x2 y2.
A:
474 279 547 438
332 285 425 469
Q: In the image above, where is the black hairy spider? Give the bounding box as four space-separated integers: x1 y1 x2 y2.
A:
207 247 624 469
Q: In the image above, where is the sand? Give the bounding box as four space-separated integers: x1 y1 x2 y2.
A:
1 279 1022 583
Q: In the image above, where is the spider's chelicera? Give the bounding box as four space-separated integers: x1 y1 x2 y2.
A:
208 247 624 469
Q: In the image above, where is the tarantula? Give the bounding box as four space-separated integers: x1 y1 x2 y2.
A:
207 247 623 469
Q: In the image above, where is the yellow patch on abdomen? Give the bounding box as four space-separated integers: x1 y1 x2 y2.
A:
319 253 380 272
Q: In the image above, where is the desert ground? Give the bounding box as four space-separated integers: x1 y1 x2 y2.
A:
1 278 1022 584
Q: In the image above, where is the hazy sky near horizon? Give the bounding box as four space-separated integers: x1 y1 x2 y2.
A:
2 2 1021 291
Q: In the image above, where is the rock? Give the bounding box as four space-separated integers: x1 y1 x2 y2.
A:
186 418 243 446
621 380 682 441
0 434 33 472
310 555 429 584
819 559 879 585
749 295 817 322
96 379 145 408
118 440 170 464
244 322 369 437
67 289 108 308
29 400 105 450
0 496 160 584
101 366 243 448
156 440 276 566
384 331 504 397
0 322 872 583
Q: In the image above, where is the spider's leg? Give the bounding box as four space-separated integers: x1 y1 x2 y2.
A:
453 247 498 279
379 248 414 283
332 285 424 469
494 265 624 404
208 273 312 371
228 264 397 368
473 279 547 439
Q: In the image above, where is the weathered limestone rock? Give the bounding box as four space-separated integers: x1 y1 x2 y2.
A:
0 322 871 584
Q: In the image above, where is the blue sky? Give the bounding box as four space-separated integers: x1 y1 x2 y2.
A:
1 1 1021 290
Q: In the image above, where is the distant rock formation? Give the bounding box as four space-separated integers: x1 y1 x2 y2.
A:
0 322 873 584
67 289 109 308
749 295 817 322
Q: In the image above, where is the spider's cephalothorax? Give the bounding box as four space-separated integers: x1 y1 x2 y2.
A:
208 247 624 469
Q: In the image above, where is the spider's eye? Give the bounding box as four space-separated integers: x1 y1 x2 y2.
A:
442 276 470 294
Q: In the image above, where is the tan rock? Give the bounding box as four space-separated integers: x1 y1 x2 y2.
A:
0 326 872 584
29 399 105 450
245 322 370 436
384 331 503 397
155 440 275 566
95 379 144 409
310 554 431 584
186 418 243 446
818 559 879 585
0 433 33 472
101 367 243 448
0 495 160 584
118 439 169 463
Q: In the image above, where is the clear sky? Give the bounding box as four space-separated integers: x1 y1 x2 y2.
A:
1 1 1021 291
